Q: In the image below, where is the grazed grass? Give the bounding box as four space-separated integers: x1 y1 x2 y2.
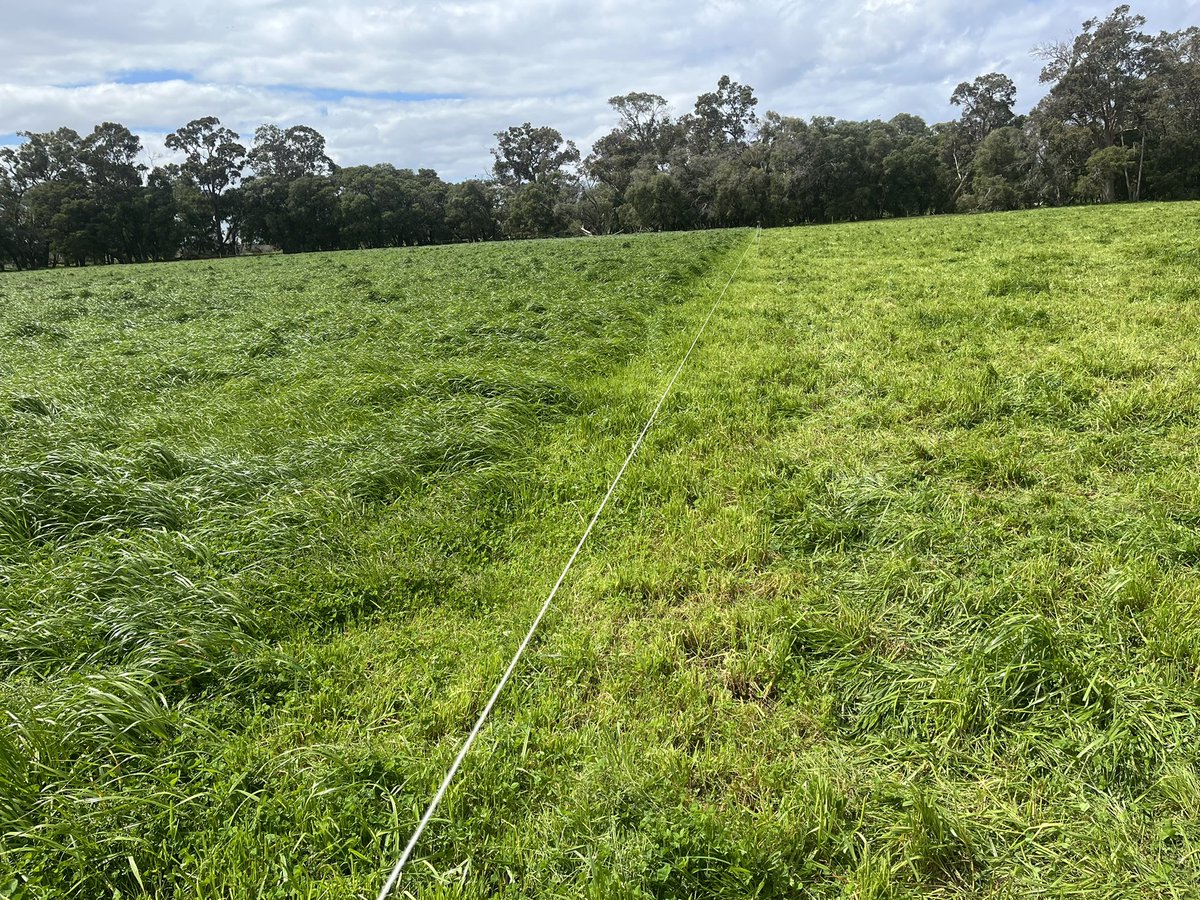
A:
3 203 1200 898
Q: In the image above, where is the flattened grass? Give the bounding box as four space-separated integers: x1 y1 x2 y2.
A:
3 202 1200 898
0 232 741 896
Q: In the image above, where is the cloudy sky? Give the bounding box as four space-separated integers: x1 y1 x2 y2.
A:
1 1 1195 181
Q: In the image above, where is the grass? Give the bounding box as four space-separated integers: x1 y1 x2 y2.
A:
1 202 1200 898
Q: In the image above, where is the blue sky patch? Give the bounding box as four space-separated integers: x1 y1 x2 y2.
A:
113 69 194 84
0 133 25 145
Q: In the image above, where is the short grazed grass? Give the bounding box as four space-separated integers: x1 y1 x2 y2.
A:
2 202 1200 898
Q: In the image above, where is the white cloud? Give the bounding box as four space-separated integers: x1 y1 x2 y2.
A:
1 1 1195 180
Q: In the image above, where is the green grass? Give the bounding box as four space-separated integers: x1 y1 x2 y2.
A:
2 203 1200 898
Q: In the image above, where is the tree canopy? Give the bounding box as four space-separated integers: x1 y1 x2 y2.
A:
1 4 1196 269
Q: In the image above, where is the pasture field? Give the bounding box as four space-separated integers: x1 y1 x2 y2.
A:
2 202 1200 898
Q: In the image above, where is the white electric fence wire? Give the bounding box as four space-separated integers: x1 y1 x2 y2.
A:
376 227 760 900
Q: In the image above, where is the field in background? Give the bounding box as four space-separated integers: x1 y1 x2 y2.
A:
2 203 1199 898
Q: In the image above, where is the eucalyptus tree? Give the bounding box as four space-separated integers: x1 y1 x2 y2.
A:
880 116 950 217
944 73 1018 200
331 164 450 249
951 73 1018 144
445 179 499 242
491 123 579 187
1036 5 1154 201
586 92 680 192
78 122 147 262
165 116 246 254
1141 26 1200 198
242 124 339 251
0 133 74 268
0 129 90 266
0 123 181 266
957 127 1036 211
247 124 336 179
684 75 759 152
127 167 183 262
491 123 580 237
582 92 683 231
673 76 761 226
624 171 692 231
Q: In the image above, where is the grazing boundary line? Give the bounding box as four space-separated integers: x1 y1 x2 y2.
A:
376 227 761 900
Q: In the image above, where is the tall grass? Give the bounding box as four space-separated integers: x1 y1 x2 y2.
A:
0 231 742 897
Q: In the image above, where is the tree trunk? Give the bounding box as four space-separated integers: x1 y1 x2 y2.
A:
1120 133 1133 200
1133 139 1145 203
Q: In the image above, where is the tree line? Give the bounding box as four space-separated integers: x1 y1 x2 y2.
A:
1 5 1196 269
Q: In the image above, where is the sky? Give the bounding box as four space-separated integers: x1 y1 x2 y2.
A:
1 1 1196 182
